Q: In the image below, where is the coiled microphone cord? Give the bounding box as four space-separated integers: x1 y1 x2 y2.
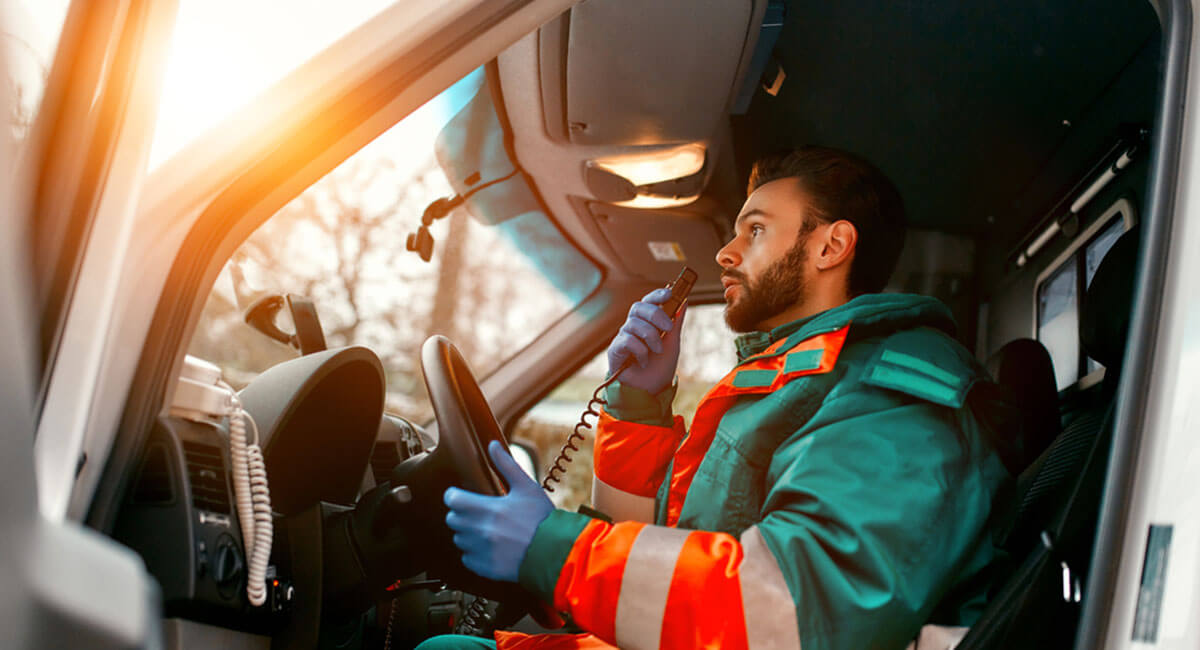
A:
541 364 627 492
223 382 273 607
539 267 694 494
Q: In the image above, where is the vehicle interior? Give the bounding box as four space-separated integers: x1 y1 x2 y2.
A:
16 0 1182 648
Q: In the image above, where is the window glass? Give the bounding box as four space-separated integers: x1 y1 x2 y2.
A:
674 304 738 419
2 0 71 140
1085 217 1124 288
1037 261 1079 389
513 304 735 509
149 0 397 167
189 69 600 425
1083 217 1126 373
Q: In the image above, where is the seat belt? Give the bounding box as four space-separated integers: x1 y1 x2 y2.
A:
1042 401 1116 606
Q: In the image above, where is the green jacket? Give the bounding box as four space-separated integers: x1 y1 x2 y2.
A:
517 294 1012 650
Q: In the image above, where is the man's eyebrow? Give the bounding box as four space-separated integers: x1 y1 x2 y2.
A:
734 208 771 227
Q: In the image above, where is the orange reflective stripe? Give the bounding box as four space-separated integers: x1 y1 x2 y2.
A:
593 411 686 497
663 396 731 526
780 323 849 379
708 324 852 400
494 631 617 649
665 325 850 525
658 530 749 650
761 336 794 356
555 520 646 642
735 351 789 373
551 524 799 648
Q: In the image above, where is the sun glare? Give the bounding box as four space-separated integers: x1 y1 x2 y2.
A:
149 0 397 169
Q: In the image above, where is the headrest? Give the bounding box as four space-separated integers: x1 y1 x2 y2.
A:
1080 231 1140 371
987 338 1060 469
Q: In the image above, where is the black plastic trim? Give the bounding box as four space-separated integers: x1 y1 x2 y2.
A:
1076 1 1191 648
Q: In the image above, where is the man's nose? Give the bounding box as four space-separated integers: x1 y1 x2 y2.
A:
716 238 741 269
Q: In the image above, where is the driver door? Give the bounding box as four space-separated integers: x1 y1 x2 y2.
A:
1 0 168 646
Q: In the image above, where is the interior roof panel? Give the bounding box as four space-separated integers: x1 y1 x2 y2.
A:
731 0 1159 237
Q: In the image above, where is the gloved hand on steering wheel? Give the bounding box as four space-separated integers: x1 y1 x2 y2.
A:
607 287 688 394
444 440 555 583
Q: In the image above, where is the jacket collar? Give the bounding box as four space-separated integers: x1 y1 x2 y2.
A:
733 293 956 363
733 314 819 360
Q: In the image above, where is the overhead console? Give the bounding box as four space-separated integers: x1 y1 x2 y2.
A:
538 0 761 146
496 0 775 287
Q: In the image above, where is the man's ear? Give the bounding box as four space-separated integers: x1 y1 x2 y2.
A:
815 220 858 271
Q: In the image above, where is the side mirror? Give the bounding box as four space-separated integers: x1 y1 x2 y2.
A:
243 293 328 355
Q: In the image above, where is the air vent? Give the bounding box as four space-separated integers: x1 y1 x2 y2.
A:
370 441 401 486
182 440 231 514
130 442 175 505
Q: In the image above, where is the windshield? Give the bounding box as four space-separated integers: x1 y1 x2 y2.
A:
188 68 602 423
149 0 398 168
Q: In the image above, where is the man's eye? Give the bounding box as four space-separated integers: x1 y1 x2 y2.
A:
750 224 764 237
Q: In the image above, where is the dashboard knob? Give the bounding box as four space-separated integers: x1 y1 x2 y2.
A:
213 535 243 587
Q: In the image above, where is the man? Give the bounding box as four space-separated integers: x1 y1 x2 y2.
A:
425 147 1012 649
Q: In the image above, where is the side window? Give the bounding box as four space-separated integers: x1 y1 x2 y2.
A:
187 69 601 424
513 303 735 509
1034 200 1133 389
1036 262 1079 389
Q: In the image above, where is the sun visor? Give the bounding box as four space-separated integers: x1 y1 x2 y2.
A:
588 201 724 286
434 83 540 226
434 81 602 304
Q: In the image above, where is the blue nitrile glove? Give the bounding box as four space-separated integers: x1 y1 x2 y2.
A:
444 440 555 583
606 288 687 394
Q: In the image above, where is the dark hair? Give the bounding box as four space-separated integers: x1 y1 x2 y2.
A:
747 146 906 295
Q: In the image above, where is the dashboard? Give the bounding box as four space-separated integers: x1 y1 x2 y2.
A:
111 346 475 648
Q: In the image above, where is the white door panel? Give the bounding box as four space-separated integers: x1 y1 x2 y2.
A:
0 2 160 647
32 0 176 520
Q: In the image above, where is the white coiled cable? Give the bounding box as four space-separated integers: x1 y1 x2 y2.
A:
223 382 273 607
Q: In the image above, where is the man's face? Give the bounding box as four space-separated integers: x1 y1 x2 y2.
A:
716 178 816 333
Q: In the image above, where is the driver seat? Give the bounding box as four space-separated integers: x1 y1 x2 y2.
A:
986 337 1061 474
957 230 1139 649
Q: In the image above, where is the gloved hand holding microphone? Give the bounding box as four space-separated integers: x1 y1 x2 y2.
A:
606 287 688 394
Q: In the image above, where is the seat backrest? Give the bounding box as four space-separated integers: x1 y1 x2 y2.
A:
958 230 1140 649
1080 230 1139 377
1001 231 1139 555
986 338 1060 472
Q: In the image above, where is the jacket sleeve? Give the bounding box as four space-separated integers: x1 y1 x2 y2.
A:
590 381 686 523
518 384 1008 650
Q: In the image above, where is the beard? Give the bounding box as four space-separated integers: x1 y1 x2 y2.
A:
723 235 810 333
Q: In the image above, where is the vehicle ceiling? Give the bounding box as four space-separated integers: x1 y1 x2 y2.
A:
499 0 1160 295
731 0 1160 241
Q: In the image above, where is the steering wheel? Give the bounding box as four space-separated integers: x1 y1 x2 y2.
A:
421 335 509 496
420 335 563 629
